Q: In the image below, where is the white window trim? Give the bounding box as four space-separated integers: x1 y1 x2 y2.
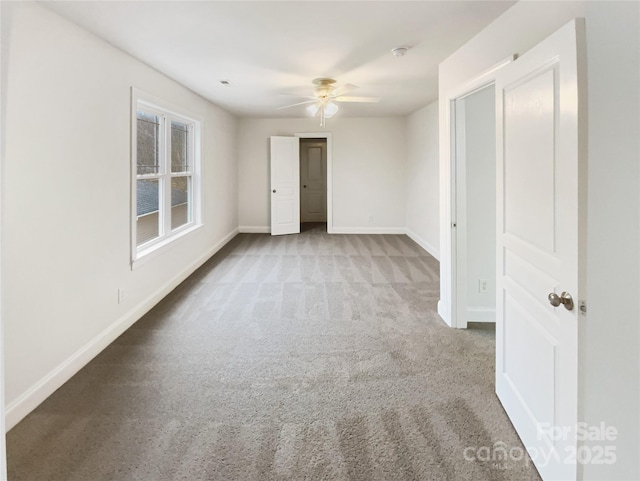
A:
130 87 203 268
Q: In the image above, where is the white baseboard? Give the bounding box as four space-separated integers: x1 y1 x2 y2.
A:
5 228 239 431
437 299 451 327
240 226 411 236
238 226 270 233
467 307 496 323
405 228 440 260
331 226 406 234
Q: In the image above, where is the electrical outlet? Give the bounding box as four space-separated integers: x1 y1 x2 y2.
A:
368 215 374 223
478 279 489 293
118 288 126 304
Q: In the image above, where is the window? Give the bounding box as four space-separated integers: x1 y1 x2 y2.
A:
132 92 201 262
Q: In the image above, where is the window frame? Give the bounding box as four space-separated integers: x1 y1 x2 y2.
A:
130 88 202 267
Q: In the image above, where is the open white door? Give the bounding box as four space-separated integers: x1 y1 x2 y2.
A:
495 20 586 481
270 136 300 236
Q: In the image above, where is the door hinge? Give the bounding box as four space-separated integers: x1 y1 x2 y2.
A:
579 300 587 316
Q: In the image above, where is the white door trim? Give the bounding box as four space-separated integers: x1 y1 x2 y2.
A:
295 132 333 233
299 140 327 223
439 55 515 328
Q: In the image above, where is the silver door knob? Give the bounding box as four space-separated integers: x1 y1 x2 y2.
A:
548 291 574 311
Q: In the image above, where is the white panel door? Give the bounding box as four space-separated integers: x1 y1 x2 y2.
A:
495 20 586 481
300 141 327 223
270 136 300 236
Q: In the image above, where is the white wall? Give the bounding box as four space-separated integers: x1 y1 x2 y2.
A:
2 2 238 429
437 0 586 326
405 101 439 259
460 87 496 318
0 3 7 477
238 117 406 233
582 1 639 479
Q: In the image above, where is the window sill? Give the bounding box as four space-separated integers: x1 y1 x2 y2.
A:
131 223 202 270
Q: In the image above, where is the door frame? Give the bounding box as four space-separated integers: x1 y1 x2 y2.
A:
440 55 515 329
299 138 328 224
450 83 497 329
295 132 333 233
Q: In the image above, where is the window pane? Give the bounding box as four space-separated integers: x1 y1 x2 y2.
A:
171 176 191 230
137 179 160 245
137 111 160 175
171 121 189 173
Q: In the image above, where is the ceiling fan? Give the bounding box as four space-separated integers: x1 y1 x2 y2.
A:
277 78 380 127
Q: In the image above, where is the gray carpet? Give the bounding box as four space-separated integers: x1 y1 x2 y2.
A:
7 224 541 480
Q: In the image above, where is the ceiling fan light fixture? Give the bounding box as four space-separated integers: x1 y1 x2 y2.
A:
306 103 320 117
324 101 339 118
279 78 378 127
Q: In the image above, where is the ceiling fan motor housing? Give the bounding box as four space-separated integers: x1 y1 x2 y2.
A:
312 78 336 98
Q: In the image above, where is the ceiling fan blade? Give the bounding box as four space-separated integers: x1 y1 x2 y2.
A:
334 96 380 103
276 99 318 110
280 93 317 100
331 83 358 97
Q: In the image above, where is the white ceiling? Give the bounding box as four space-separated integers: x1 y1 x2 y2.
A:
43 1 515 118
